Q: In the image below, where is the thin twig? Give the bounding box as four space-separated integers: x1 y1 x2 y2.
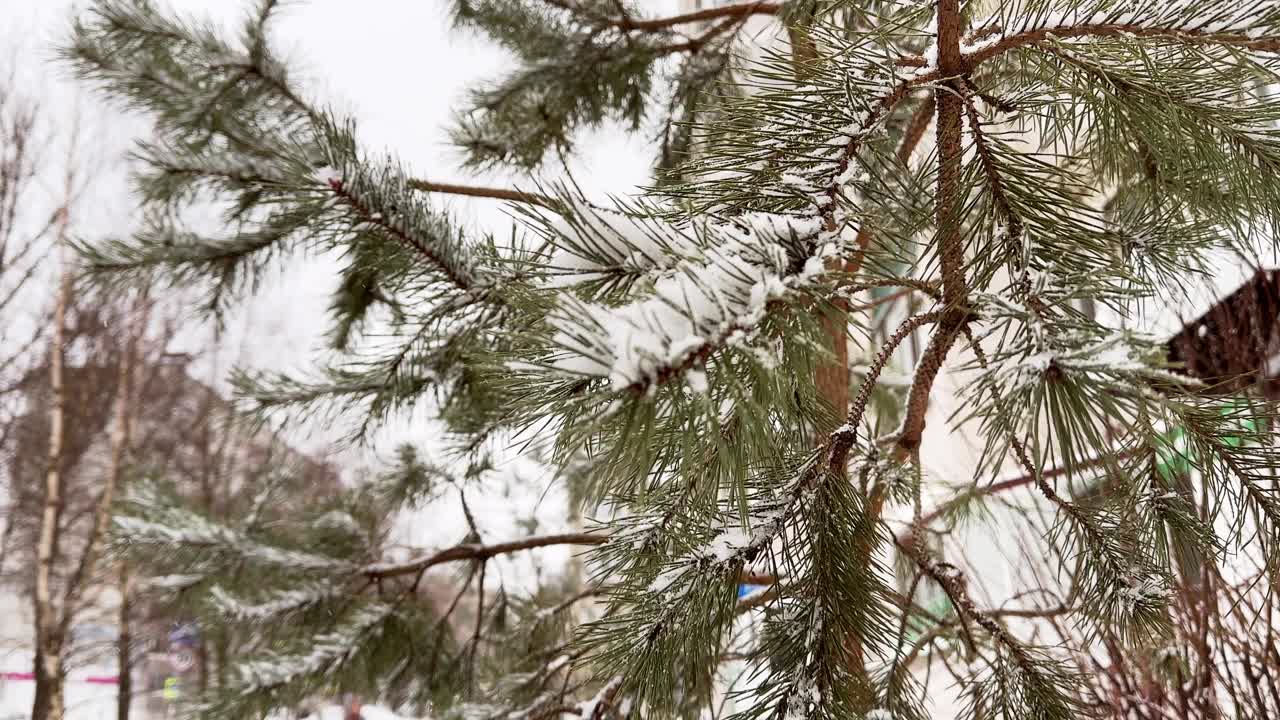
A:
537 0 782 32
407 179 551 207
363 533 608 579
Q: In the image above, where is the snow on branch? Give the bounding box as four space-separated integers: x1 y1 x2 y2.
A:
577 675 624 719
539 197 705 287
113 514 351 574
540 212 831 392
701 506 787 566
984 330 1205 394
233 604 392 694
209 583 344 623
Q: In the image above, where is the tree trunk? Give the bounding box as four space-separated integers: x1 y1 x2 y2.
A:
117 563 134 720
785 12 876 711
32 223 71 720
787 6 852 440
31 648 66 720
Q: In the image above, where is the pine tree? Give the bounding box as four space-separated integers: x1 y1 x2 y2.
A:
65 0 1280 718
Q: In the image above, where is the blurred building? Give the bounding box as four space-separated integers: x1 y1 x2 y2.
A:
0 352 341 718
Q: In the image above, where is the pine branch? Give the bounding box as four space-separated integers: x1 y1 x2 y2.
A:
895 533 1081 717
835 95 937 301
72 1 1280 716
841 311 943 463
323 174 477 291
540 0 783 33
814 77 942 227
965 23 1280 71
363 533 608 579
962 82 1024 251
407 178 551 207
895 0 970 456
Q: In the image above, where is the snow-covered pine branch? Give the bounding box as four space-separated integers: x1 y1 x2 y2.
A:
534 210 832 392
112 513 352 574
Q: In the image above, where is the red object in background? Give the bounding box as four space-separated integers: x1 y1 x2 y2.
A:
1 671 118 684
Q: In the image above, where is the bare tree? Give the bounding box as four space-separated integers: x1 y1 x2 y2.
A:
32 232 72 720
0 51 146 720
24 284 160 720
0 56 56 580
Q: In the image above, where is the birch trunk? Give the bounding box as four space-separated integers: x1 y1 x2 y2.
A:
32 212 71 720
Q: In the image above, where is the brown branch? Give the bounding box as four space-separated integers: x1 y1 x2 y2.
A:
664 14 758 53
538 0 782 33
897 96 937 166
895 533 1043 679
837 311 942 467
894 0 969 457
620 2 782 31
965 24 1280 71
537 0 773 55
905 446 1141 540
407 179 551 207
364 532 607 579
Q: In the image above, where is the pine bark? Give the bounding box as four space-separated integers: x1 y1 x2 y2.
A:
896 0 967 457
787 5 852 439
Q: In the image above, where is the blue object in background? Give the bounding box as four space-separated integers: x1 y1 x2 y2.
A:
169 623 199 648
737 584 766 599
